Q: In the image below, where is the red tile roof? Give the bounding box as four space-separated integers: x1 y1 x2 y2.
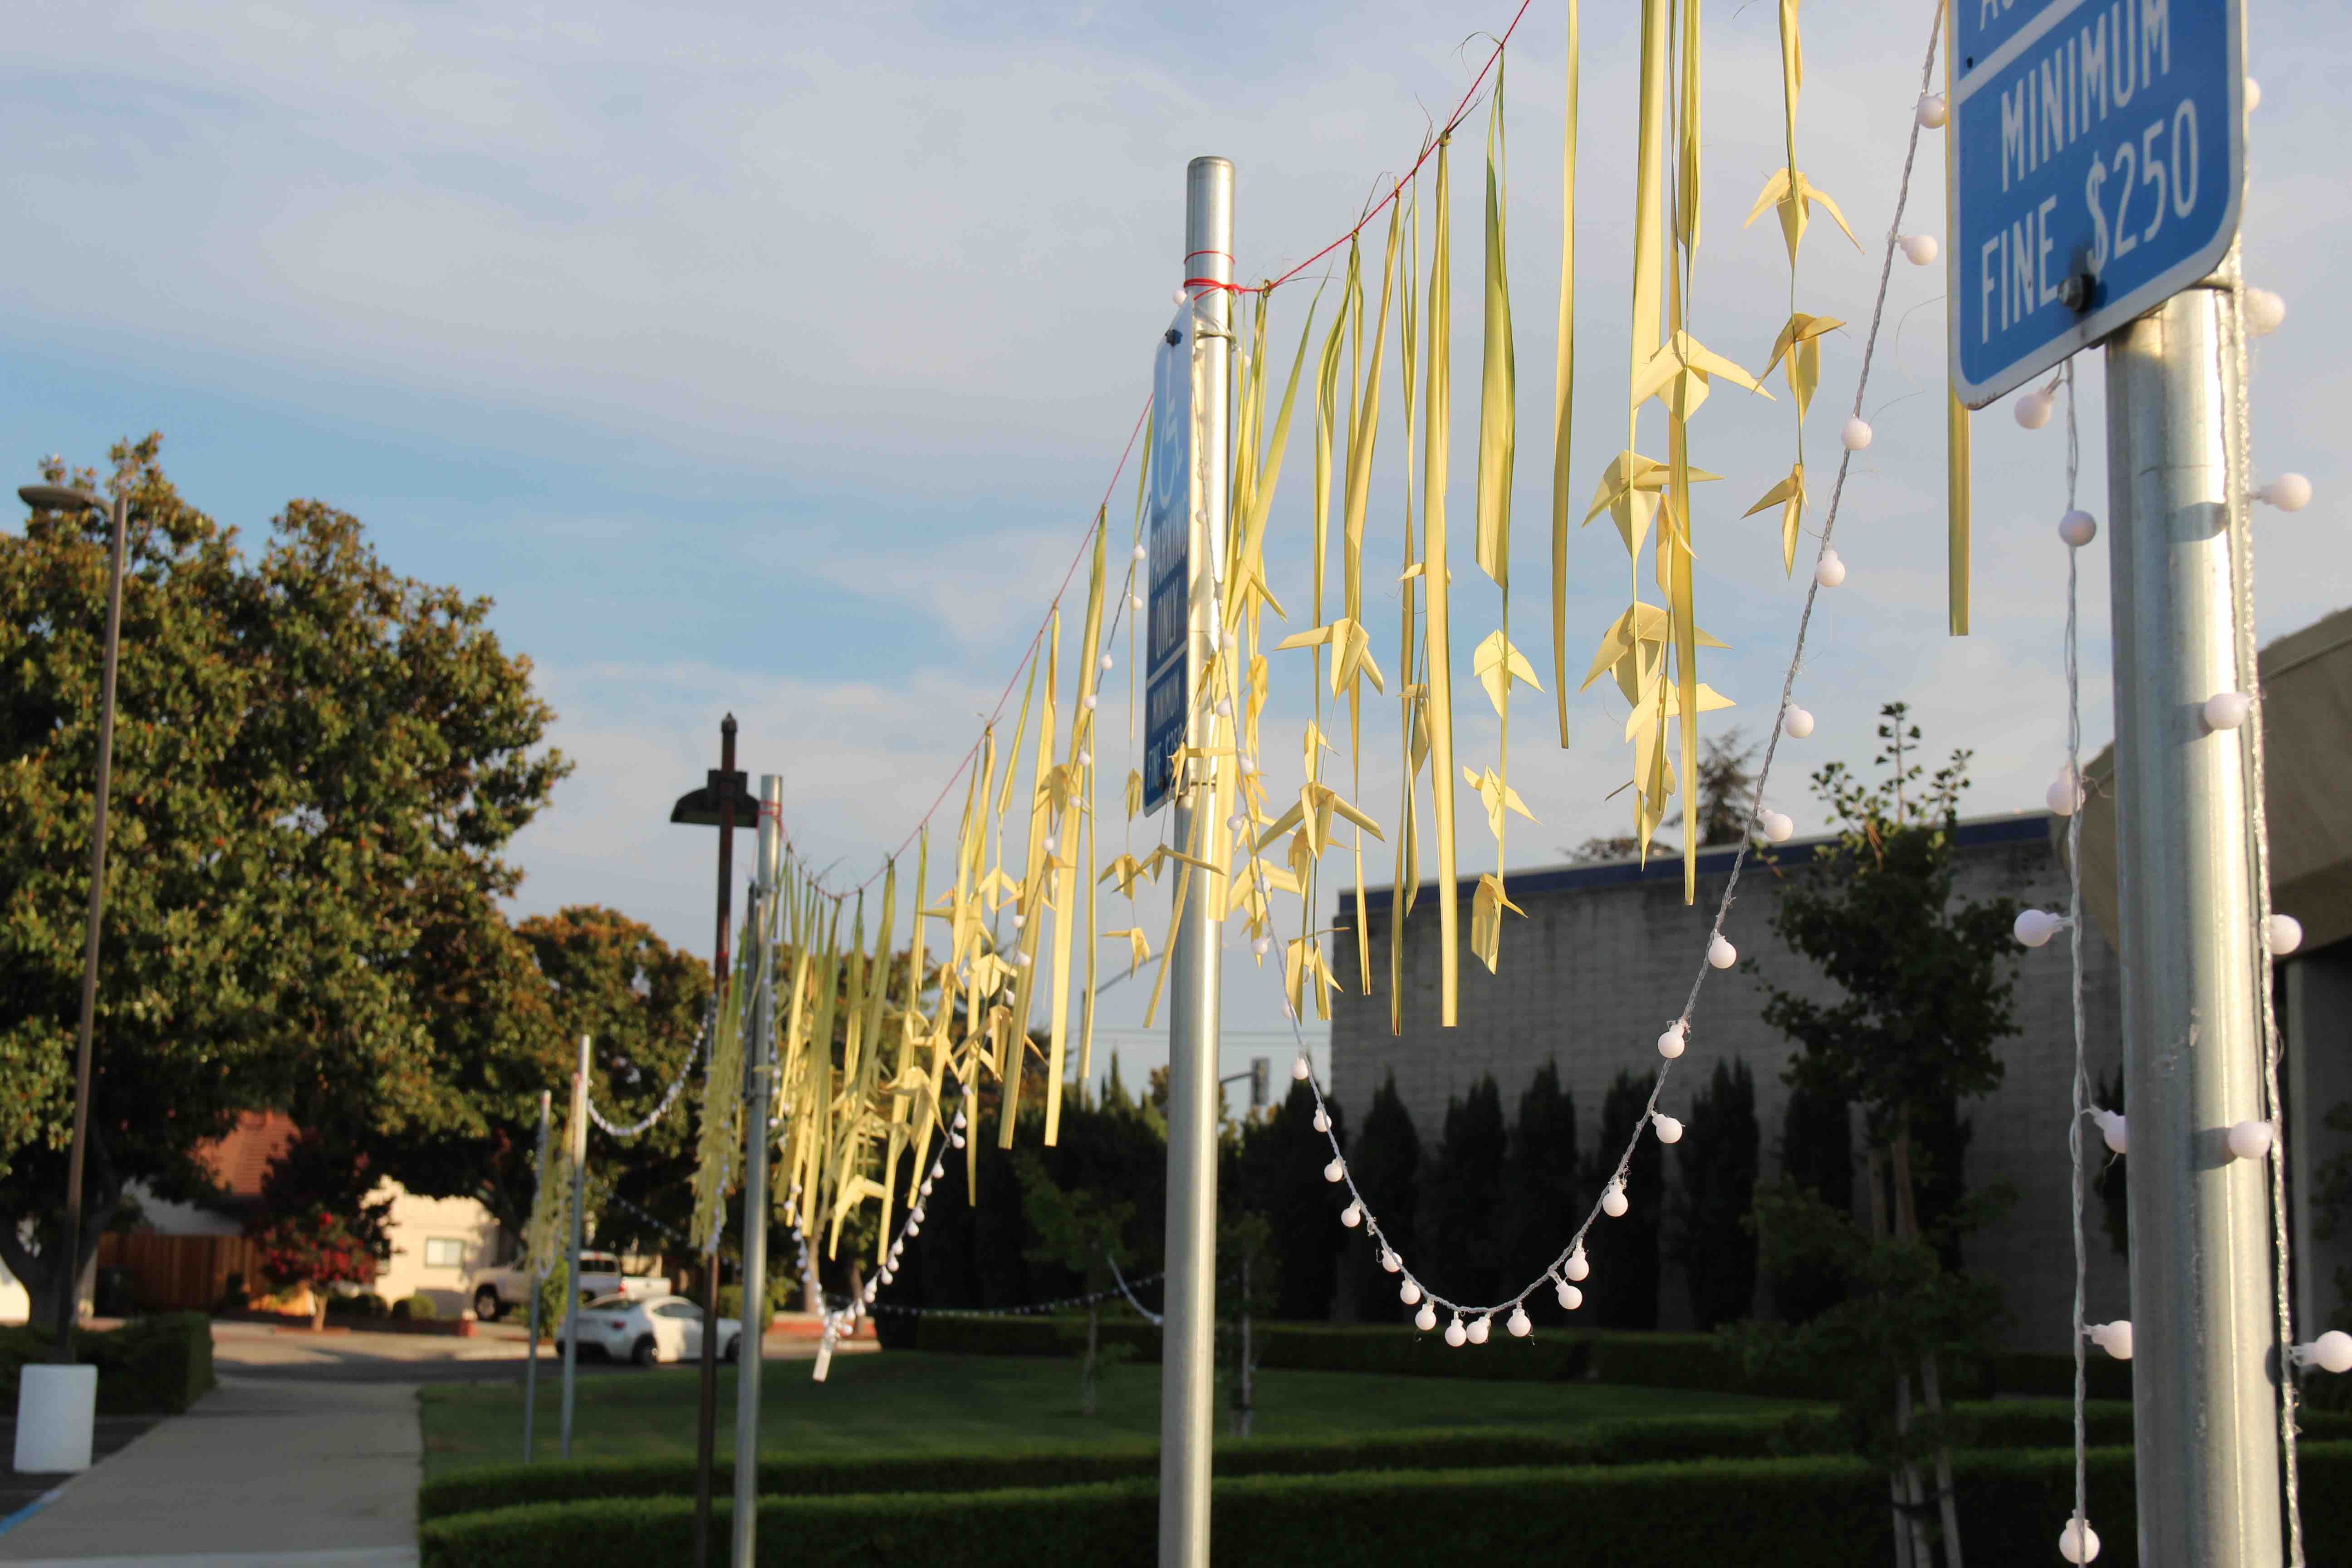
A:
195 1111 300 1200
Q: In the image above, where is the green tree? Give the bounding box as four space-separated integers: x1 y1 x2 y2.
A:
1345 1072 1422 1321
0 440 567 1316
1506 1062 1579 1314
1421 1075 1508 1309
1746 702 2021 1568
1012 1150 1134 1416
1229 1081 1344 1319
1772 1074 1853 1323
1675 1058 1759 1330
1580 1070 1663 1329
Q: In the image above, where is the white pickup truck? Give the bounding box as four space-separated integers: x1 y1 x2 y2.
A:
468 1251 671 1322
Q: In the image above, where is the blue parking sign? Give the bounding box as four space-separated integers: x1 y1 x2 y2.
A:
1142 307 1196 816
1950 0 2243 406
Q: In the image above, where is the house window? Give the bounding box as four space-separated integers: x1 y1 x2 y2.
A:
423 1237 466 1269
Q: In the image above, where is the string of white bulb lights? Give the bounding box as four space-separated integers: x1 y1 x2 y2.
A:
2004 83 2347 1559
1261 6 1952 1344
587 1000 715 1139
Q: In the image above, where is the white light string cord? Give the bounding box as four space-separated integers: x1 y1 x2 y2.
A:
587 999 716 1138
863 1271 1171 1323
1271 5 1954 1341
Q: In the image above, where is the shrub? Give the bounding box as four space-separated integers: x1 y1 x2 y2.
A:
251 1205 383 1330
0 1313 215 1415
418 1444 2352 1567
393 1295 441 1321
326 1291 391 1319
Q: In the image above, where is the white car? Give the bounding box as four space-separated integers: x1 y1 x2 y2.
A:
470 1251 671 1322
557 1294 743 1367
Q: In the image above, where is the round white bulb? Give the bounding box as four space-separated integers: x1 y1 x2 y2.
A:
1293 1055 1312 1081
1078 749 1092 768
1707 936 1737 970
1214 698 1232 717
1653 1113 1685 1145
1556 1281 1584 1311
1759 809 1796 843
2306 1330 2352 1375
2243 76 2261 113
1131 593 1145 610
2244 287 2286 336
1899 233 1939 266
1133 543 1149 561
2267 913 2304 955
2227 1120 2273 1161
2093 1110 2128 1156
2014 389 2054 430
950 1132 966 1148
1657 1021 1687 1060
1381 1248 1401 1274
2014 909 2059 948
1916 93 1948 128
1311 1108 1329 1133
1172 287 1188 306
1083 694 1098 711
931 1161 945 1179
1323 1156 1346 1183
1814 550 1846 588
2048 766 2087 817
906 1220 920 1235
1466 1314 1491 1345
1840 417 1873 452
1239 755 1256 775
1414 1302 1437 1332
1341 1201 1362 1228
1100 654 1114 672
2059 1518 2101 1564
1400 1279 1421 1305
2090 1320 2134 1360
2058 509 2098 548
920 1178 933 1196
1227 811 1246 831
1601 1181 1630 1219
1784 706 1816 740
1444 1315 1467 1348
2259 473 2312 511
1252 935 1272 958
1564 1247 1590 1282
1507 1305 1532 1338
2203 692 2253 731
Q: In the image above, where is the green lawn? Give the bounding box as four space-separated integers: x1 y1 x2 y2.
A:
419 1351 1815 1480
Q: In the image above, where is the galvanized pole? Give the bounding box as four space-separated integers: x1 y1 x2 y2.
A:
2104 276 2282 1568
52 489 129 1362
730 776 782 1568
693 714 743 1568
1158 152 1230 1568
559 1034 590 1462
522 1088 551 1464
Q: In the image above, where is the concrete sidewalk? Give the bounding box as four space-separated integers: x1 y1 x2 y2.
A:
0 1376 418 1566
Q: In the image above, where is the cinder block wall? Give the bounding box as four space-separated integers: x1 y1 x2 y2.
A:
1329 812 2132 1351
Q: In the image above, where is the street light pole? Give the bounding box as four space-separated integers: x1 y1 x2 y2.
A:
671 715 756 1568
17 484 129 1364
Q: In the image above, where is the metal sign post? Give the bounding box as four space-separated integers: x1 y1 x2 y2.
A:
2104 274 2281 1568
1950 0 2244 406
559 1034 589 1462
1158 153 1229 1568
730 776 783 1568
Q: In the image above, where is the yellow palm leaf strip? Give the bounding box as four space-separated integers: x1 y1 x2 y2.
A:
837 890 867 1177
1080 684 1100 1088
1228 285 1320 637
804 896 844 1231
1339 203 1403 995
1943 2 1970 636
777 875 816 1221
1550 0 1581 747
879 836 926 1240
1476 60 1525 968
1001 607 1059 1147
1624 0 1673 858
1392 172 1423 1034
1045 525 1107 1142
1421 134 1460 1028
1311 254 1354 637
1678 0 1701 255
861 859 895 1103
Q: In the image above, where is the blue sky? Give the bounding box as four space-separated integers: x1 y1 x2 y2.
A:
5 1 2343 1092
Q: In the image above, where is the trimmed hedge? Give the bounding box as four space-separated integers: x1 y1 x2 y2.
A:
412 1399 2342 1523
0 1312 215 1415
420 1442 2352 1567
